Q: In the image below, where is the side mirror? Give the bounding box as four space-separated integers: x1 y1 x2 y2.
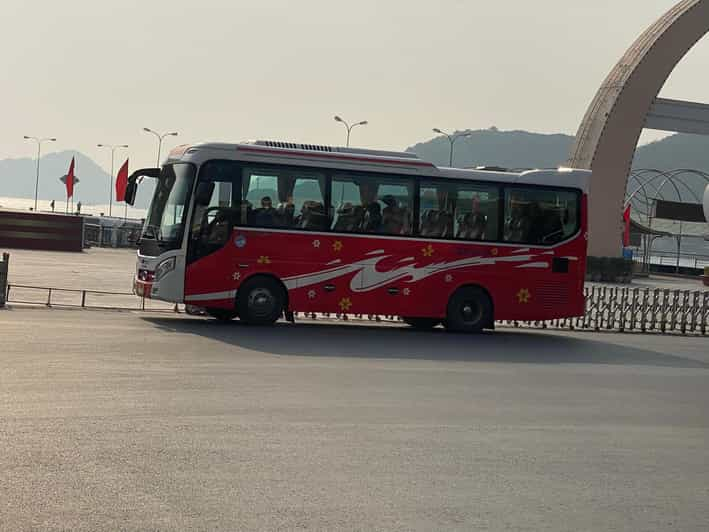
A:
195 181 215 205
125 181 138 206
125 168 161 206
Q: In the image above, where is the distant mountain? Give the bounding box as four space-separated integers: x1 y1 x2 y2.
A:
0 151 154 209
408 128 709 173
633 133 709 171
407 128 575 170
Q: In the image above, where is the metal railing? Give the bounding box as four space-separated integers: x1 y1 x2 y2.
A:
84 224 141 249
6 282 707 336
5 284 176 312
498 286 708 335
640 251 709 270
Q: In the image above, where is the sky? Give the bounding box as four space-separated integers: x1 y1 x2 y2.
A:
2 0 708 174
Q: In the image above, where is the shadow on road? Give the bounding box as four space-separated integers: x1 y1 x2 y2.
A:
140 316 708 368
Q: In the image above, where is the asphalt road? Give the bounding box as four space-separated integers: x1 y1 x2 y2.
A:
1 308 708 531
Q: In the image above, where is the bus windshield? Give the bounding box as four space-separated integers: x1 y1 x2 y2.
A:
141 163 196 252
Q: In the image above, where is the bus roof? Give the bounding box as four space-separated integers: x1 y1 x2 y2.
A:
168 140 591 192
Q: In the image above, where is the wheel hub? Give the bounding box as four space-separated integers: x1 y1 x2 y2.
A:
249 288 275 317
461 301 482 323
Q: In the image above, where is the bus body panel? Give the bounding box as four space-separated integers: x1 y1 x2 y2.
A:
182 213 587 321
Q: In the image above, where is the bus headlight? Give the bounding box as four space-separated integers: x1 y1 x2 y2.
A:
155 257 176 281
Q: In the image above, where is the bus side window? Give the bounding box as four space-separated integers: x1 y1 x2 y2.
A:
454 185 499 241
189 160 241 262
419 182 455 238
331 174 413 236
504 187 580 244
241 168 327 230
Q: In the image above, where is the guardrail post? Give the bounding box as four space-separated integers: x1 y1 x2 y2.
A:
680 290 689 335
81 290 87 308
46 288 52 307
0 252 9 308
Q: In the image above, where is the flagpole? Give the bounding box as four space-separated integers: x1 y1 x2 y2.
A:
97 144 128 218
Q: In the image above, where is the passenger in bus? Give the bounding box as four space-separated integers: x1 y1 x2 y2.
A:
251 196 278 226
276 196 295 227
457 195 487 240
362 202 383 232
333 203 364 232
420 209 452 238
420 209 439 237
381 195 409 235
297 201 329 230
207 211 231 245
504 198 532 242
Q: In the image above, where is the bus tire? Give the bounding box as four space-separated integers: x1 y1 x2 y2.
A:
205 308 237 322
445 286 493 333
237 276 285 326
402 317 441 330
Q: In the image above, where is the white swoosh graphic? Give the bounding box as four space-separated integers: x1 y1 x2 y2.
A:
283 251 536 292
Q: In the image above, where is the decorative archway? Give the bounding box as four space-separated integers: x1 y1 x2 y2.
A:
567 0 709 256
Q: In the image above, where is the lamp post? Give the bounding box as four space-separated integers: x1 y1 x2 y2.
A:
143 128 179 166
432 128 472 167
97 143 128 217
23 135 57 212
334 116 367 147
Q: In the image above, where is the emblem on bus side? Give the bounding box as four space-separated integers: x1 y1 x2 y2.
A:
234 235 247 248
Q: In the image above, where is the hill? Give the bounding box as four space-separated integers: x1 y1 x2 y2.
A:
407 128 709 173
0 151 154 209
633 133 709 171
407 128 575 169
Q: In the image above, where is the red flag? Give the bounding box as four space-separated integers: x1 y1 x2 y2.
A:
622 203 631 247
65 157 75 199
115 158 129 202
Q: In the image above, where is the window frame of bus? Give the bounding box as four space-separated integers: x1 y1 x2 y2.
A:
330 172 416 236
419 179 502 242
210 159 584 247
240 164 330 231
186 160 243 263
501 185 582 246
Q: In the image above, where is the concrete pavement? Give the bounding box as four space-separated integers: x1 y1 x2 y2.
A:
1 307 708 530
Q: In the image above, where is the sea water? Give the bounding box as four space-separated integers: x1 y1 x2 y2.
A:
0 196 147 219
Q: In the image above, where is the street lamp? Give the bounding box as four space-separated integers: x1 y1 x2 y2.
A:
23 135 57 212
97 143 129 217
432 128 472 167
143 128 179 166
334 116 368 147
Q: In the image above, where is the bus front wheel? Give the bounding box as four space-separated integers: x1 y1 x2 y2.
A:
445 286 492 333
237 277 285 326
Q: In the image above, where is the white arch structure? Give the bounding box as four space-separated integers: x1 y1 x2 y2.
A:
568 0 709 256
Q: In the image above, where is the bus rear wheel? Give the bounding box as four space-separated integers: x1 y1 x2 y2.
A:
237 277 285 326
402 317 441 330
445 286 492 333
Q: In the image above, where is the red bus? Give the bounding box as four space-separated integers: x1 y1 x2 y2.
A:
127 140 589 332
